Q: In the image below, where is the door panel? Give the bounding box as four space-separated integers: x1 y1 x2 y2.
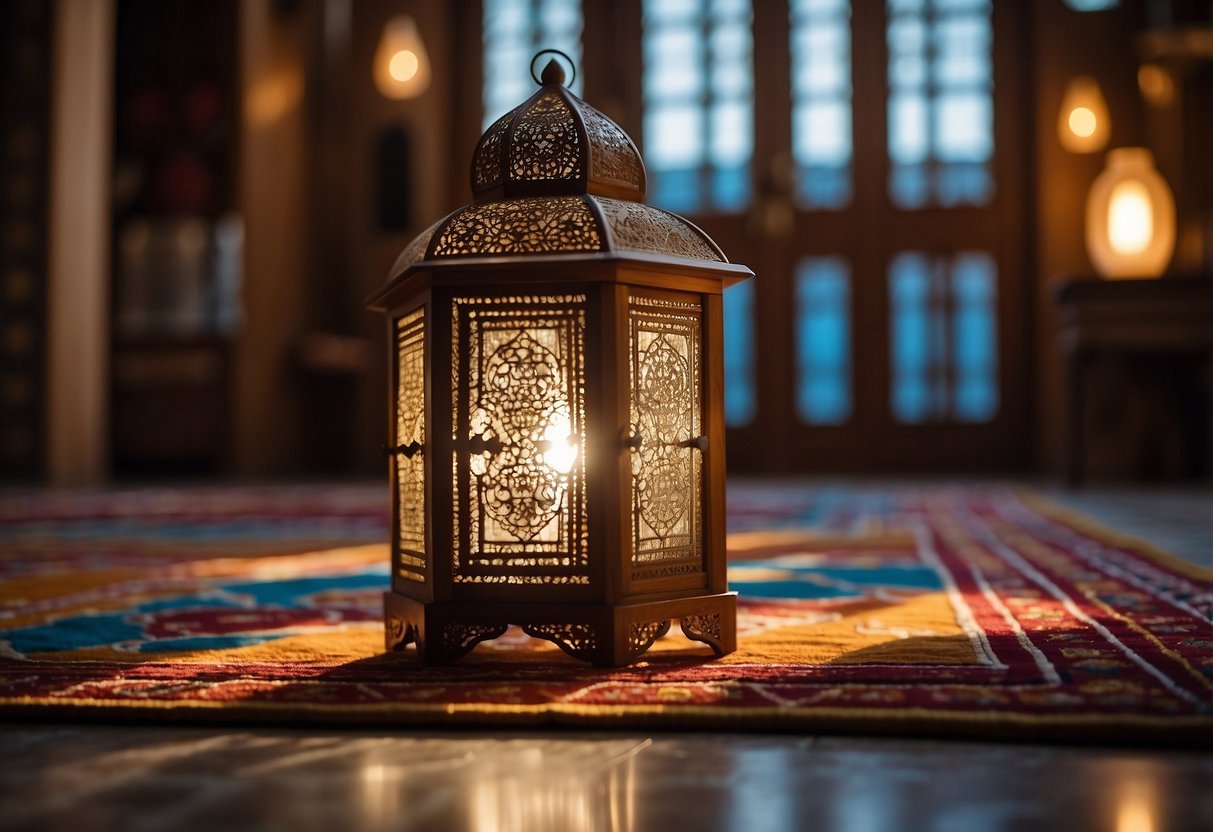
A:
475 0 1029 473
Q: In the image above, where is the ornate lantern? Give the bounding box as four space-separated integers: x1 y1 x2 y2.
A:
368 54 752 666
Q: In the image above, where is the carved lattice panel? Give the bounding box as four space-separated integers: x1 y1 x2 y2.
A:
629 295 703 580
595 197 724 262
432 197 602 257
395 308 426 583
574 101 644 192
507 90 583 183
452 295 589 585
473 111 512 191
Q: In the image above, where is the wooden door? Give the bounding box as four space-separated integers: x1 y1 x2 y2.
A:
472 0 1030 473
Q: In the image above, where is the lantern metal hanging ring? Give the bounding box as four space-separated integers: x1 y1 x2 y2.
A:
369 51 753 667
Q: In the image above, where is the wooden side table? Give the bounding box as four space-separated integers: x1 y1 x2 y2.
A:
1055 276 1213 485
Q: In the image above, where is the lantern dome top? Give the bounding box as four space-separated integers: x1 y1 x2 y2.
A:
471 57 646 203
379 52 746 290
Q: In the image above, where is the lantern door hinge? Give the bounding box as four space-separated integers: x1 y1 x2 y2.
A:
383 441 424 459
678 435 709 452
625 433 707 452
467 433 503 455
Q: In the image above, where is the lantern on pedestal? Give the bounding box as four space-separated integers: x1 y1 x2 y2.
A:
368 53 752 666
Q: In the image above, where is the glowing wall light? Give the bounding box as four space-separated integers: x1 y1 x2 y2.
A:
1085 148 1176 278
1058 76 1110 154
373 15 431 100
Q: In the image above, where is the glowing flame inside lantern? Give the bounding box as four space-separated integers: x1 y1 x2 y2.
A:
539 412 579 476
1108 180 1153 256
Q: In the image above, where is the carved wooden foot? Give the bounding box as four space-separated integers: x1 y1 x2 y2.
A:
522 622 601 663
681 612 730 656
627 619 669 662
384 591 426 658
430 622 508 663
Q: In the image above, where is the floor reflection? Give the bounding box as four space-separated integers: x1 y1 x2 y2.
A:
5 727 1213 832
356 738 648 832
1115 776 1159 832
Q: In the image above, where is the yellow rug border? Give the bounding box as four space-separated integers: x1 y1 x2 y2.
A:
1017 489 1213 581
3 695 1211 744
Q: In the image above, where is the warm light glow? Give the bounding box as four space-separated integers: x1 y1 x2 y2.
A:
244 67 304 126
1058 76 1109 153
389 50 419 82
374 15 430 100
1138 64 1175 107
1107 180 1153 255
1115 780 1157 832
1085 148 1175 279
1068 106 1097 138
539 412 579 476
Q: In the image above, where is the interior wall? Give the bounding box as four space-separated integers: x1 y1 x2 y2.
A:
46 0 115 485
1030 0 1148 475
347 0 456 475
235 0 311 476
232 0 458 478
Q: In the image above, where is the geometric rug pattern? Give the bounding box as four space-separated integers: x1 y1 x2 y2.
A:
1 484 1209 742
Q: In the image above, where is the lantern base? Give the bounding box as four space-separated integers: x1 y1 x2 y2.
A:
384 590 736 667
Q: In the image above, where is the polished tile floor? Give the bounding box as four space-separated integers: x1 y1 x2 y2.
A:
2 481 1210 832
4 725 1212 832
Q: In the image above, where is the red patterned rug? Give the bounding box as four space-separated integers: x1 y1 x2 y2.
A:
1 483 1210 742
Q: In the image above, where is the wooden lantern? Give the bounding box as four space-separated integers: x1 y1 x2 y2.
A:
368 55 752 666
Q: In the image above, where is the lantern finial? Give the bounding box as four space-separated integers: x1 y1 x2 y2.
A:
540 58 566 87
530 48 575 88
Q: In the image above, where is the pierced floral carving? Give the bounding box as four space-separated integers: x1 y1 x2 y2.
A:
389 217 445 278
523 622 598 661
629 297 703 575
575 100 644 192
386 615 408 647
629 620 667 657
508 90 583 183
442 622 508 653
594 197 724 262
682 613 722 643
433 197 602 257
473 111 512 190
395 309 426 582
631 561 701 581
479 331 565 540
453 296 589 585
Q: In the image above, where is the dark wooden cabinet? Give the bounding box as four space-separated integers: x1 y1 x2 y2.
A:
108 0 240 475
1056 276 1213 484
111 338 231 475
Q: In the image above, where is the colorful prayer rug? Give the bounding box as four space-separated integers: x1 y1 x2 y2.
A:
1 484 1210 742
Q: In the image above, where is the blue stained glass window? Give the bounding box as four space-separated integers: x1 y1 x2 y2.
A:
482 0 583 130
889 254 937 423
643 0 753 213
889 251 997 423
723 280 756 426
796 258 851 424
791 0 852 209
952 253 998 421
887 0 994 209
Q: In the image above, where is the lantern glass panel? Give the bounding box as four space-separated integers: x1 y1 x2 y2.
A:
452 294 589 586
395 308 427 583
629 295 703 579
